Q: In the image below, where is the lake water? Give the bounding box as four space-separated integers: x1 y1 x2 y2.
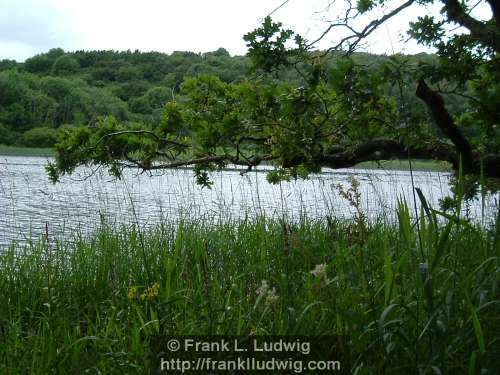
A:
0 155 497 247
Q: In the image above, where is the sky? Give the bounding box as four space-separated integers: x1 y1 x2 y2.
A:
0 0 490 62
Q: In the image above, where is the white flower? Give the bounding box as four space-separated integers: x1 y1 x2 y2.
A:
265 287 279 305
255 280 279 306
310 264 327 278
256 280 269 297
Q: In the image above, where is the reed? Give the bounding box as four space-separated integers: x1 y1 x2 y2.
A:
0 199 498 373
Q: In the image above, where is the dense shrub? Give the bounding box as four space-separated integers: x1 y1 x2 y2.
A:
0 124 19 145
22 127 59 147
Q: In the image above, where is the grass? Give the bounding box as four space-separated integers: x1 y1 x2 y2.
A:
0 197 498 374
355 159 452 172
0 145 55 157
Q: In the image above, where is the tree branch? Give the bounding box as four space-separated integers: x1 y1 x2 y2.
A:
135 154 276 171
91 130 189 150
86 138 500 179
321 139 458 168
415 79 475 172
283 139 500 178
486 0 500 24
442 0 500 53
318 0 415 54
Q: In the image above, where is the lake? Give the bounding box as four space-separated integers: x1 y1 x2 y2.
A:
0 155 497 247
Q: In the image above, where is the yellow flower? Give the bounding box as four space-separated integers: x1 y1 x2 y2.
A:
127 286 139 300
140 282 160 301
149 282 160 297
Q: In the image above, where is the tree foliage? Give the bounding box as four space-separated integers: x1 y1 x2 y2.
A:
0 48 253 147
22 127 59 147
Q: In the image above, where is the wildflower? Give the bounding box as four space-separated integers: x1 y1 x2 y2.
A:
310 264 327 278
127 286 139 300
141 282 160 300
256 280 269 297
256 280 279 306
265 287 279 305
150 282 160 296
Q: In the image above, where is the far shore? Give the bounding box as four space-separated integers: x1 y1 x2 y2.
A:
0 145 55 157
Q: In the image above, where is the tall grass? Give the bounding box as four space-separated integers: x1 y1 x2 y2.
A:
0 199 498 373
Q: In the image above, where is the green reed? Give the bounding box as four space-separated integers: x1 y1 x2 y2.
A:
0 204 498 373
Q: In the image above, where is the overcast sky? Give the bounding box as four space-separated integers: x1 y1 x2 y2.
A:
0 0 480 62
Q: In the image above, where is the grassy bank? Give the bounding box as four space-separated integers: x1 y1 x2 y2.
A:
355 159 451 172
0 204 498 374
0 145 54 157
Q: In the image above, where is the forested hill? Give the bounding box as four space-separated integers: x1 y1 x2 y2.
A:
0 48 434 148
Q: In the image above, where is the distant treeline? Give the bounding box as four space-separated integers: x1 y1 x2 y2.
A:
0 48 452 148
0 48 252 147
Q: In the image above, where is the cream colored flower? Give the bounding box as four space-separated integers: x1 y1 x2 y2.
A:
310 264 327 278
265 287 279 305
256 280 269 297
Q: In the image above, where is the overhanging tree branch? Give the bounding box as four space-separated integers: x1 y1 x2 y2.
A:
91 130 189 149
486 0 500 24
317 0 415 53
415 79 475 172
323 139 456 166
123 154 276 171
282 139 500 177
442 0 500 52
